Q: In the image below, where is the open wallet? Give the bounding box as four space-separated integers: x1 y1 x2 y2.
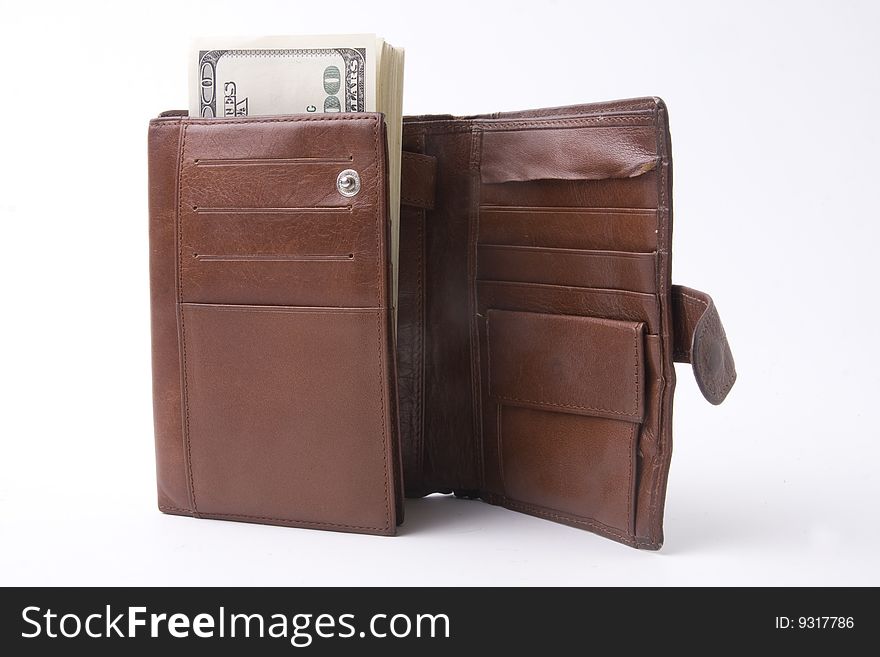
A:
149 97 736 549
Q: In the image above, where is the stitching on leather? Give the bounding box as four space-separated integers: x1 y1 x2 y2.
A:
696 309 736 399
401 149 436 207
648 105 667 546
675 294 710 360
176 122 198 515
158 505 191 513
476 117 653 130
676 291 736 399
188 510 389 532
180 116 379 126
404 116 652 136
415 188 425 483
632 324 642 418
371 116 392 532
494 393 641 419
496 404 504 490
677 291 709 311
401 101 655 133
442 116 651 131
499 498 636 542
627 422 635 534
374 310 391 532
469 127 486 489
401 193 432 208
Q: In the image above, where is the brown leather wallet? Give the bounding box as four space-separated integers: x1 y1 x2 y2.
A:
149 97 736 548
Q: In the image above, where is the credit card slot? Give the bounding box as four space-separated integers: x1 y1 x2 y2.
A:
476 280 661 333
478 206 658 252
479 175 659 209
477 244 657 293
194 155 354 167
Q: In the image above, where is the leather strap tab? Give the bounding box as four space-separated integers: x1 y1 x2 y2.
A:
672 285 736 405
400 151 436 209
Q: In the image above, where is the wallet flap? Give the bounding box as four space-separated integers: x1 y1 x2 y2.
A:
149 113 401 536
672 285 737 405
480 125 659 184
487 309 645 423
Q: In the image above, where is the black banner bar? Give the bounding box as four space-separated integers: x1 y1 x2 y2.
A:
1 587 870 654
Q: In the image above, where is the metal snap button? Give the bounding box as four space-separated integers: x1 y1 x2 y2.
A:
336 169 361 197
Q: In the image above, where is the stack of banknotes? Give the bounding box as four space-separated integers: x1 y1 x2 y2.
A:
190 34 405 315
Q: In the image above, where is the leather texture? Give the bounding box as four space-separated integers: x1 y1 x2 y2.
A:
148 113 402 535
149 97 736 548
396 97 737 548
672 285 736 405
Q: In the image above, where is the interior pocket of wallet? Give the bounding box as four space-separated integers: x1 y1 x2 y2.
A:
477 280 660 333
486 309 645 535
478 206 658 252
477 244 657 293
179 303 393 532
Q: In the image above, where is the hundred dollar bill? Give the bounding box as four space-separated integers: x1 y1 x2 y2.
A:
190 35 378 118
189 35 404 325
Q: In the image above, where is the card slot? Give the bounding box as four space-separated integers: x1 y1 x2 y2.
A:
476 279 661 333
180 206 376 306
477 244 657 293
193 253 355 262
480 205 655 213
182 258 375 307
184 211 356 255
194 156 354 167
192 206 351 214
183 159 379 211
478 207 658 252
479 175 659 209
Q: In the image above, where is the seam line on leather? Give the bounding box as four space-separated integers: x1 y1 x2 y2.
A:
371 116 392 532
499 497 636 543
176 121 198 515
469 126 485 492
648 104 667 545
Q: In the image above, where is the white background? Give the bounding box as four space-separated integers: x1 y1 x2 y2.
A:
1 0 878 586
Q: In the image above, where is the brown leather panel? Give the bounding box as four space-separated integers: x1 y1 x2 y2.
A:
498 407 638 535
481 126 658 184
400 151 436 209
148 119 190 513
417 130 481 493
397 205 426 493
486 310 645 423
149 113 400 536
181 304 395 535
